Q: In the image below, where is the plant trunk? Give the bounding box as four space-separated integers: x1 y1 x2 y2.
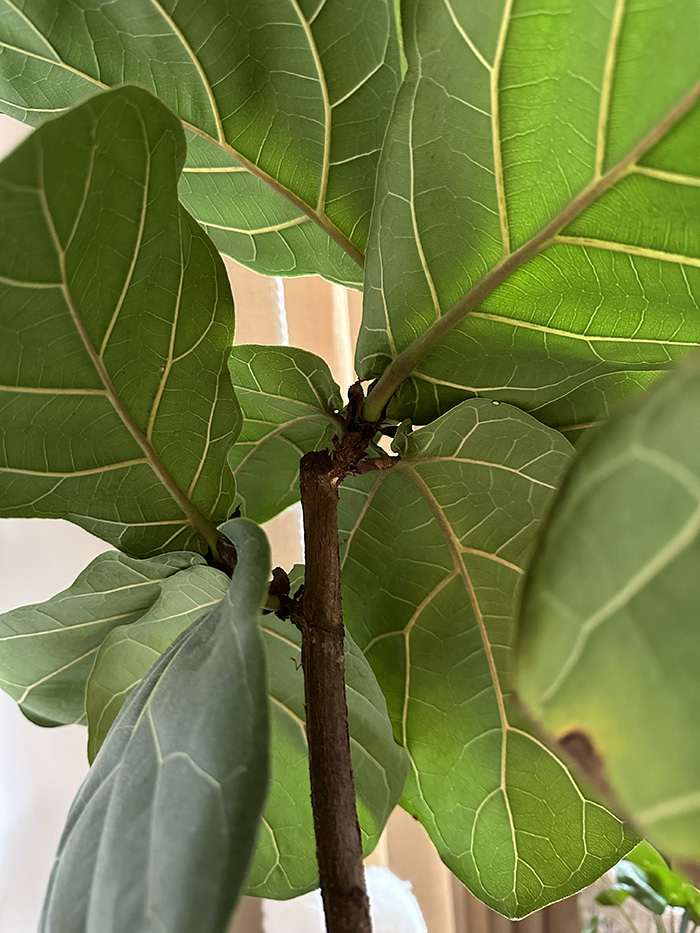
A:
299 449 372 933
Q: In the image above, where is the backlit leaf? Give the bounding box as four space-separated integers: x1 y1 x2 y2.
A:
359 0 700 432
339 399 634 917
0 86 239 556
0 0 402 282
517 351 700 879
82 559 406 899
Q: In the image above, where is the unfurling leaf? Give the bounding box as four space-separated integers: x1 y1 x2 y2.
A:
40 519 270 933
0 549 208 727
0 86 240 555
517 351 700 882
83 558 408 899
340 399 634 918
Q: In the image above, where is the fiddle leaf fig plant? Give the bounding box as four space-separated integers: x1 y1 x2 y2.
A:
0 2 697 932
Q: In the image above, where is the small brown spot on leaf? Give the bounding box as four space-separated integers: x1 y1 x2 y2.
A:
558 730 613 798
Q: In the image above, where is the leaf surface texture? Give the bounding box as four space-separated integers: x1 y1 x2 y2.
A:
340 400 634 916
358 0 700 433
0 0 402 282
0 86 239 555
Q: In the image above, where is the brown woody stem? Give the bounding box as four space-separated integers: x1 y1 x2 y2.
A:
299 448 372 933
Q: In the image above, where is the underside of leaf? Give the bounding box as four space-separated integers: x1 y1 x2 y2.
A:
340 399 635 916
0 86 240 555
359 0 700 429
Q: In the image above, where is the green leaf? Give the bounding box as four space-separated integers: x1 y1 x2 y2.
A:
359 0 700 430
339 399 634 918
0 0 402 281
248 611 408 897
178 136 363 289
0 550 206 727
596 885 633 907
516 350 700 884
615 862 668 914
39 519 270 933
628 842 671 874
228 346 343 523
582 916 602 933
86 564 230 761
628 844 700 919
0 86 239 556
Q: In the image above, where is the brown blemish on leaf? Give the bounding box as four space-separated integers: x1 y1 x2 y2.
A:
558 730 614 798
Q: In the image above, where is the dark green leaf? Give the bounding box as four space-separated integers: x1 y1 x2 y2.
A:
178 136 363 288
0 0 402 281
517 350 700 880
40 519 270 933
339 399 633 917
228 346 343 523
358 0 700 430
0 549 205 727
0 86 239 555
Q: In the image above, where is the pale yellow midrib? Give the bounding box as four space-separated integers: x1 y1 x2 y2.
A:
595 0 627 178
364 78 700 420
469 310 700 344
146 0 225 144
555 234 700 268
289 0 332 213
202 215 309 236
403 465 518 888
491 0 514 256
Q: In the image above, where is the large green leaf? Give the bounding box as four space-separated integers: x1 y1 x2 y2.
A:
228 345 343 523
83 557 407 899
0 86 239 556
248 611 408 898
0 0 402 283
86 564 229 760
0 550 207 727
359 0 700 432
516 351 700 878
39 519 270 933
339 399 634 918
